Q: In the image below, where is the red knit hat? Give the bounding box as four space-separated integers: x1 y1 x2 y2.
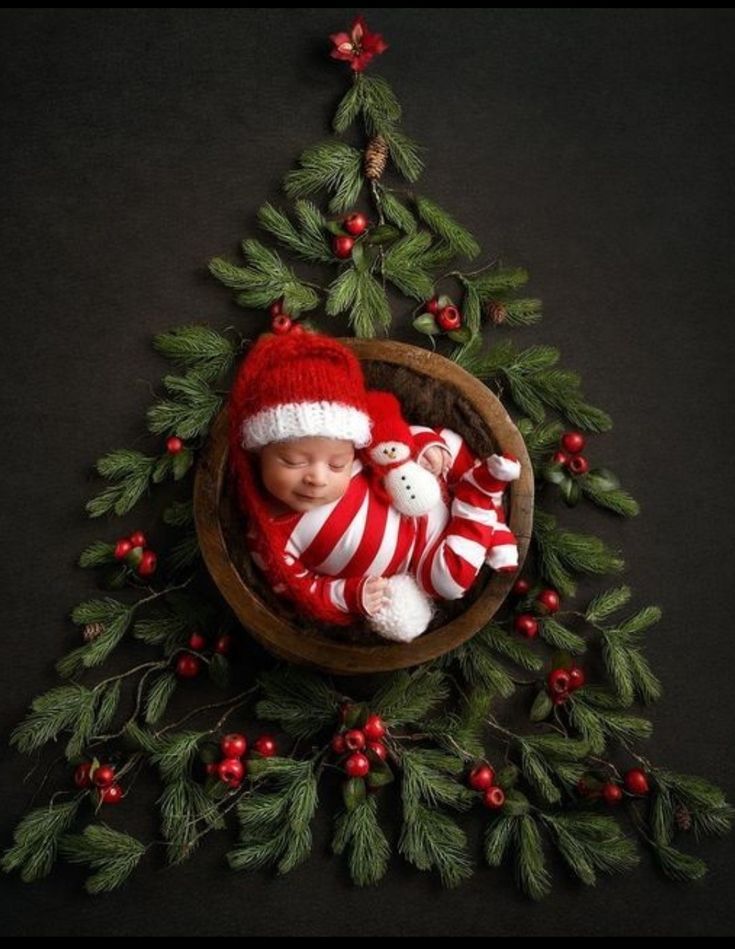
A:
230 330 371 452
227 330 372 627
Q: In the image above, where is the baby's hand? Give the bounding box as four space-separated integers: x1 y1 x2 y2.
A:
362 576 389 616
419 446 451 477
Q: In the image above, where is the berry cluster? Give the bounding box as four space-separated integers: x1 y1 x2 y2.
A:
73 760 124 805
331 705 389 788
113 530 157 578
467 762 506 810
175 630 234 679
205 732 278 790
578 768 650 806
551 431 589 477
547 663 586 705
511 578 562 639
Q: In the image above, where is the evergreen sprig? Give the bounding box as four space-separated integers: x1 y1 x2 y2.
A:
398 800 472 888
567 690 653 753
57 598 133 678
371 667 449 726
86 450 156 518
153 325 237 382
159 777 227 865
414 196 480 260
332 796 390 886
60 824 146 894
284 141 363 213
257 201 333 263
228 758 318 875
533 510 624 597
382 231 435 300
146 372 222 441
256 667 339 740
540 812 639 885
2 799 82 882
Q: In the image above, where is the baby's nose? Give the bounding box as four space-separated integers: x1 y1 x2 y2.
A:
304 466 327 486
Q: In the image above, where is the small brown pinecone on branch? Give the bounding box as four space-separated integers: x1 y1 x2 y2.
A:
83 622 105 643
364 135 389 180
675 804 692 831
487 301 507 325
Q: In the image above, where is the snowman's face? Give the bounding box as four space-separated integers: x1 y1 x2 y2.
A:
369 440 411 466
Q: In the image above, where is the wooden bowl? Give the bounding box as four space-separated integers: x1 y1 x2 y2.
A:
194 339 534 676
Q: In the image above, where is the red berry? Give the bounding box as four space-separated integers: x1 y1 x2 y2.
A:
92 764 116 788
568 666 586 691
576 778 596 798
425 297 441 315
568 455 589 476
344 753 370 778
513 613 539 638
220 733 247 759
343 212 369 236
73 762 92 789
551 450 569 466
623 768 650 796
205 762 218 775
331 734 346 754
137 549 157 577
547 667 572 695
512 578 531 596
332 235 355 259
602 782 623 806
268 300 284 318
363 715 386 741
552 692 570 706
129 531 147 548
214 634 233 655
175 654 201 679
367 741 388 761
468 764 495 791
561 431 586 455
188 631 207 651
536 588 560 615
482 786 506 810
344 729 366 751
166 436 184 454
253 735 277 758
217 757 245 787
98 783 124 805
436 305 462 332
272 314 293 335
114 538 132 560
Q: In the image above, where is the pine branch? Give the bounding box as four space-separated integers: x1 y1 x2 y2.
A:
152 325 236 382
78 541 116 568
60 824 146 894
332 79 363 133
94 680 121 735
332 796 390 886
479 624 544 672
147 371 222 440
484 814 516 867
585 586 632 624
86 450 156 517
514 815 552 900
567 697 652 752
501 298 543 327
381 231 435 300
542 812 638 885
256 667 338 740
398 801 472 888
470 267 530 298
579 472 640 517
349 268 392 337
150 731 207 783
414 196 480 260
539 617 587 655
382 128 424 183
10 685 97 757
399 747 475 811
144 672 177 724
2 799 82 882
450 637 517 697
533 510 624 597
57 599 133 678
379 188 417 233
359 74 402 135
371 667 448 726
284 141 363 213
162 499 194 527
159 777 226 865
257 201 332 263
518 418 565 468
653 843 707 882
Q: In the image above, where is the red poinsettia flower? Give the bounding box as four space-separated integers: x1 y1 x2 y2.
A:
329 15 388 72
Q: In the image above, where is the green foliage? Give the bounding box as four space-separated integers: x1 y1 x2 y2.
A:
371 667 448 726
332 796 390 886
86 450 156 517
256 667 338 740
541 812 638 885
146 372 222 440
257 201 332 263
159 777 227 865
533 510 624 597
284 141 363 213
414 196 480 260
398 801 472 888
539 617 587 654
382 231 435 300
2 800 82 882
228 758 318 875
60 824 146 894
153 325 236 382
58 599 133 678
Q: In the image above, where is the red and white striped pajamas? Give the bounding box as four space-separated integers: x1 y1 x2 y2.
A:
247 427 519 622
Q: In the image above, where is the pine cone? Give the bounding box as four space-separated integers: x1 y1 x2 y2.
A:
364 135 389 181
675 804 692 832
83 622 105 643
487 301 507 325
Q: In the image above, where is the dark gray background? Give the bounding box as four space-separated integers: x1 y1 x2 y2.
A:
2 8 734 937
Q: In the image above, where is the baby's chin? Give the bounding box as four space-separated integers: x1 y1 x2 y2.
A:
288 492 336 511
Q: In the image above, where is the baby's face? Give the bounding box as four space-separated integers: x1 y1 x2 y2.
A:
259 436 355 513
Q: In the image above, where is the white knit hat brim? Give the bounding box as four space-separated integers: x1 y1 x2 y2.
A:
241 400 372 450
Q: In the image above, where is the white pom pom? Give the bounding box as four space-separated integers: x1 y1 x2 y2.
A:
486 454 521 482
367 574 434 643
